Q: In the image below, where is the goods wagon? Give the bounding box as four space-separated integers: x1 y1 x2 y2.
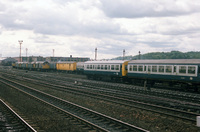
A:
56 61 77 72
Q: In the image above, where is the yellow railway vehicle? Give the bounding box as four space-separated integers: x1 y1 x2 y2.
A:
12 63 16 68
56 61 77 72
35 61 50 71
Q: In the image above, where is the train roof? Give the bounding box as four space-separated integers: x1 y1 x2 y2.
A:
35 61 49 64
128 59 200 64
56 61 76 64
84 60 129 64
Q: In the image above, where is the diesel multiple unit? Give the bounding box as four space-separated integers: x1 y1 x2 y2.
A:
13 59 200 92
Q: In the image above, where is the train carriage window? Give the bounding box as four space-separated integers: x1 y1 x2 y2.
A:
144 66 147 72
95 65 97 69
105 65 108 70
179 66 186 74
166 66 172 73
159 66 164 73
90 65 92 69
152 66 157 72
188 66 196 74
87 65 89 69
133 65 137 71
97 65 100 69
148 65 151 72
101 65 104 70
116 65 119 70
129 65 133 71
111 65 115 70
138 65 143 72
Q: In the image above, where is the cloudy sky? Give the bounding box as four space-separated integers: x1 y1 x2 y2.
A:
0 0 200 59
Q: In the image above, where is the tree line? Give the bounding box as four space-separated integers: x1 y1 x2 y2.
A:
113 51 200 60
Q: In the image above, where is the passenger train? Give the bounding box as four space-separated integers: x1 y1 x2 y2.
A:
12 59 200 92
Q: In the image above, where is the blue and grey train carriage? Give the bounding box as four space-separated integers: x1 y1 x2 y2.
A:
127 59 200 91
76 62 85 74
84 60 129 81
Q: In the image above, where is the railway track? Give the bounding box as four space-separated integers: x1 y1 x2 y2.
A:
2 71 200 124
0 99 36 132
0 75 149 132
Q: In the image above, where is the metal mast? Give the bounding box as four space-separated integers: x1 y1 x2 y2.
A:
123 49 125 60
26 48 28 62
18 40 23 62
139 51 141 60
95 48 97 61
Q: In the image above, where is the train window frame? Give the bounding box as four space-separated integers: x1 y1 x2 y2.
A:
188 66 196 74
148 65 151 72
174 66 177 73
111 65 115 70
90 65 92 69
144 65 147 72
105 65 108 70
133 65 137 71
108 65 110 70
115 65 119 70
129 65 133 71
152 65 157 72
138 65 143 72
165 65 172 73
159 65 164 73
179 66 186 74
101 65 104 70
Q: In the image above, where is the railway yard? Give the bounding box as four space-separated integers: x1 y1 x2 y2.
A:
0 66 200 131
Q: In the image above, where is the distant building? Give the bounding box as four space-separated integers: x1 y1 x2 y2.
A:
0 57 6 63
10 55 90 63
46 56 90 62
1 57 17 66
13 56 45 62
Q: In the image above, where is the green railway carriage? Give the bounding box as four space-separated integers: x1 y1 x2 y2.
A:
84 60 129 81
127 59 200 90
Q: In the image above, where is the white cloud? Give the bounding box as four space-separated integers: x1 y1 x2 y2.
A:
0 0 200 59
100 0 200 18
